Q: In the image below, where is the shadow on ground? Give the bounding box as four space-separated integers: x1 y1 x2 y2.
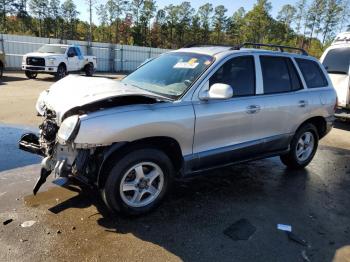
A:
35 152 350 261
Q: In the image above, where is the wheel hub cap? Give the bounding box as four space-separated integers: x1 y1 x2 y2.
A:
119 162 164 208
296 131 315 162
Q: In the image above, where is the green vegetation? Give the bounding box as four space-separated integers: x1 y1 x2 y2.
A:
1 0 349 57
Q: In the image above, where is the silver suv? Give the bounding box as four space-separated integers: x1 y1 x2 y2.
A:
19 43 336 216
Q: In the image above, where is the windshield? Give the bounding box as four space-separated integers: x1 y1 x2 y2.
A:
122 52 214 98
37 45 67 54
322 47 350 75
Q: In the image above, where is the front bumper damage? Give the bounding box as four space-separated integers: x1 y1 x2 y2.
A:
19 132 79 194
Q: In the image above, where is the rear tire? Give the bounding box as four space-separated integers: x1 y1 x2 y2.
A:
55 64 67 80
280 123 319 169
102 149 173 216
85 63 94 77
25 70 37 79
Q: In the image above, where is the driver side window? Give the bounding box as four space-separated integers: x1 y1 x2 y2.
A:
67 47 77 57
209 56 256 97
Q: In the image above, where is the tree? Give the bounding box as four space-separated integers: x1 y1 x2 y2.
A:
212 5 227 43
61 0 79 39
176 2 194 45
277 4 296 27
227 7 245 44
338 0 350 33
140 0 156 45
241 0 272 43
0 0 16 32
198 3 213 42
29 0 49 36
49 0 62 38
321 0 343 43
164 4 179 47
305 0 326 40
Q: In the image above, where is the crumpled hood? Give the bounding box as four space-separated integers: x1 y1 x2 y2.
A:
37 75 163 122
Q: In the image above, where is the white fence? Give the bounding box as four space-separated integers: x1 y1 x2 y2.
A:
0 34 171 72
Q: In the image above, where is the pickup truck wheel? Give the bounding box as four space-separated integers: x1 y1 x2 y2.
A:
25 70 37 79
102 149 173 216
85 63 94 77
55 65 67 80
280 123 319 169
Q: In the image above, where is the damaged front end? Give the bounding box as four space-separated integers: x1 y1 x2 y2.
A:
18 109 86 194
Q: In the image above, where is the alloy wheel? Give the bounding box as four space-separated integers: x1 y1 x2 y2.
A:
119 162 164 208
296 131 315 162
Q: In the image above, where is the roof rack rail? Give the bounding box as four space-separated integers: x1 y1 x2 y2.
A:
234 42 308 56
184 43 233 48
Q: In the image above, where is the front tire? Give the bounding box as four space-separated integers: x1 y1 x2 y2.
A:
55 64 67 80
280 123 319 169
25 70 37 79
85 63 94 77
103 149 173 216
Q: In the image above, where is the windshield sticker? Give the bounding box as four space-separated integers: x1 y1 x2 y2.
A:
174 61 199 69
204 60 211 65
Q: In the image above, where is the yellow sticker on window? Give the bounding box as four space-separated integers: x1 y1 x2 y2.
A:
188 58 198 65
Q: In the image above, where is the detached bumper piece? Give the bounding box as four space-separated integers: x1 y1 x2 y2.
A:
18 133 45 157
33 168 51 195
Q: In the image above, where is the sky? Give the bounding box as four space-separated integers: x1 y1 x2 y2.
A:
74 0 298 24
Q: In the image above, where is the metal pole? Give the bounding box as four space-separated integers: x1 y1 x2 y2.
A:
121 45 124 72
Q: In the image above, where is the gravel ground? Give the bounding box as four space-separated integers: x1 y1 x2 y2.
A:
0 72 349 262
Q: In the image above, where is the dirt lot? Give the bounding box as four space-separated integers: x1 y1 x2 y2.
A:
0 72 349 262
0 72 125 126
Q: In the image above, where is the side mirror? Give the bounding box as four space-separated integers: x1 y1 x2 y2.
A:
67 53 74 58
199 83 233 100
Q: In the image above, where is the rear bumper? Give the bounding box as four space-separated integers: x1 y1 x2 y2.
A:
22 65 57 73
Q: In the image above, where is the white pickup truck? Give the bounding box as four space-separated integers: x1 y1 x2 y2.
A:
320 31 350 119
22 44 97 80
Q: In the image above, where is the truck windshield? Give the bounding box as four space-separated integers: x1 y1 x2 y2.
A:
322 47 350 75
122 52 214 98
37 45 67 54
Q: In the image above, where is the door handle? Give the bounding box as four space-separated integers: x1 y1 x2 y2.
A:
298 100 308 107
246 105 261 114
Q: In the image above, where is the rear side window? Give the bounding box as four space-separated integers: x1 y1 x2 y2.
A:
209 56 255 97
260 56 302 94
322 48 350 75
295 58 328 88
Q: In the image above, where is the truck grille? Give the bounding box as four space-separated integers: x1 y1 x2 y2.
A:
26 57 45 66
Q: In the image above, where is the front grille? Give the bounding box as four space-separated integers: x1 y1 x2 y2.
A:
26 57 45 66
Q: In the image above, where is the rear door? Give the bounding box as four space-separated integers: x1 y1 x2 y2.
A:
321 47 350 108
253 55 308 152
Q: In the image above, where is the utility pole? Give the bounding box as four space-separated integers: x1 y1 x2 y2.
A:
86 0 95 55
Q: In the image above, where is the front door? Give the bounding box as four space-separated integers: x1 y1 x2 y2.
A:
67 47 79 71
193 55 262 170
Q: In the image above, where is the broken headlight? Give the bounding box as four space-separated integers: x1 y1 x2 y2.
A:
57 115 80 143
35 90 49 116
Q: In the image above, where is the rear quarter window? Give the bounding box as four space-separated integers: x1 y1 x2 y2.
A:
295 58 328 88
322 47 350 75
